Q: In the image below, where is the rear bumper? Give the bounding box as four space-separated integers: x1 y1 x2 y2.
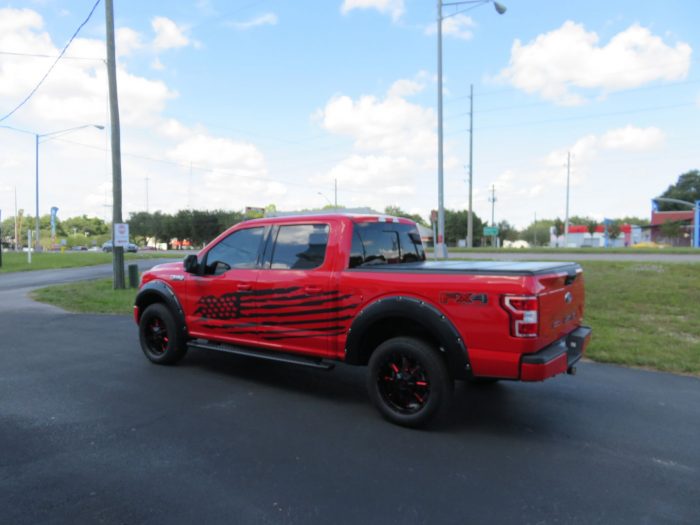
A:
520 326 592 381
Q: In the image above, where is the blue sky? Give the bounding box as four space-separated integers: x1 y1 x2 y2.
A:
0 0 698 228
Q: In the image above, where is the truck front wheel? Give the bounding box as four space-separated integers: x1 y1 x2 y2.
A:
139 303 187 365
367 337 452 428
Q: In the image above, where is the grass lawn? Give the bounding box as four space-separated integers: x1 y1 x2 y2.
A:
29 261 700 375
449 246 700 255
0 251 181 273
31 278 138 315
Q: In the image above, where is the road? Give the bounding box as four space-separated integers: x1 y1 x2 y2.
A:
448 251 700 262
1 264 699 523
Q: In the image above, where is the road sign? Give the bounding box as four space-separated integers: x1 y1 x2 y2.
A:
483 226 499 236
114 223 129 247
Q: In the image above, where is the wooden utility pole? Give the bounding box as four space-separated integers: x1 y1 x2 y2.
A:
105 0 125 289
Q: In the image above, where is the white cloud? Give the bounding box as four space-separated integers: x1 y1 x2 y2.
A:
499 21 692 105
387 78 425 99
600 125 665 151
425 14 475 40
319 90 436 159
116 27 143 57
152 16 190 51
150 57 165 71
227 13 279 30
0 7 281 220
340 0 404 21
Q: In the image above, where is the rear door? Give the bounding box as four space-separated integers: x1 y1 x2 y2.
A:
184 226 266 346
254 222 341 358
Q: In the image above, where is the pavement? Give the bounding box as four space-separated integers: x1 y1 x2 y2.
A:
1 263 699 523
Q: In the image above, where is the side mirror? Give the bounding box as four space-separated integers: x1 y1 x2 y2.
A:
183 254 199 274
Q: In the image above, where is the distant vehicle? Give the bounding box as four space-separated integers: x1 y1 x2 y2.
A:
102 241 138 253
71 245 88 251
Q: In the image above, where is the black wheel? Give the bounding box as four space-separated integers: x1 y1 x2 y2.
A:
139 303 187 364
367 337 452 428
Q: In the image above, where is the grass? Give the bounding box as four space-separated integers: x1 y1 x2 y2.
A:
29 261 700 375
580 261 700 375
31 278 138 315
449 246 700 255
0 251 181 273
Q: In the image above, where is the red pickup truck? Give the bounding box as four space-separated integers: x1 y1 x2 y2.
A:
135 214 591 427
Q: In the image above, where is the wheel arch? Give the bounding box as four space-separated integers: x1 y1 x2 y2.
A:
135 280 186 334
344 296 471 379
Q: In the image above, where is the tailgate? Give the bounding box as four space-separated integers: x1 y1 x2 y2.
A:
537 266 585 343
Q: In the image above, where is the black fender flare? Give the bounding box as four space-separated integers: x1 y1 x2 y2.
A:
135 280 187 334
344 296 471 379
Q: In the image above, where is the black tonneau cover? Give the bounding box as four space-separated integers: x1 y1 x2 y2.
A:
348 260 580 276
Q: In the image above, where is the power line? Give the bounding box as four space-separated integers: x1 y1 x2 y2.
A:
0 50 104 61
0 0 102 123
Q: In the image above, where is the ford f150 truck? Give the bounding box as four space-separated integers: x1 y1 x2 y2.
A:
135 214 591 427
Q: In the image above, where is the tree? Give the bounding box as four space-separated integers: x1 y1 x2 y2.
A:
384 206 428 227
520 219 554 247
497 220 518 244
444 209 484 246
61 215 109 236
660 220 684 240
585 219 598 239
608 220 621 241
552 218 564 237
658 170 700 211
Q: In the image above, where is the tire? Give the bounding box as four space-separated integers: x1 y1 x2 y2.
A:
139 303 187 365
367 337 453 428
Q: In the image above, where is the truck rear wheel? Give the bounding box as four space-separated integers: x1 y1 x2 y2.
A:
367 337 452 428
139 303 187 365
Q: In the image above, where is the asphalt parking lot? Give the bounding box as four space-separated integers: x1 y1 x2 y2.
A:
1 303 699 524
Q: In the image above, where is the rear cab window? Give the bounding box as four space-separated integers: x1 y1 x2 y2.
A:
268 224 330 270
350 220 425 268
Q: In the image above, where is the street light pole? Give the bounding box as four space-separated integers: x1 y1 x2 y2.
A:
436 0 506 258
467 83 474 248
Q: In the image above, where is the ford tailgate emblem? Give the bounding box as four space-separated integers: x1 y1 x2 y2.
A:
565 291 573 304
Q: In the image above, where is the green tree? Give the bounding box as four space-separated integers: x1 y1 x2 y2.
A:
497 220 518 244
658 170 700 211
660 220 684 240
608 220 621 241
585 219 598 239
552 218 564 237
384 206 428 227
520 219 554 247
444 209 484 246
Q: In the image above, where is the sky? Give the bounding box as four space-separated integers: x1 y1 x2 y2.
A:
0 0 698 228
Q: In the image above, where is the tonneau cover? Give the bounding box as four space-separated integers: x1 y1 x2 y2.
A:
349 260 580 276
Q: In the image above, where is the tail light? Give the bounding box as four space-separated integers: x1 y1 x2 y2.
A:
502 295 539 338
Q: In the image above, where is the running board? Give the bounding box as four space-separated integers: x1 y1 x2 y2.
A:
187 341 335 370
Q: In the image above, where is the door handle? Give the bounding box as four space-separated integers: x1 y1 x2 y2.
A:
305 286 322 294
237 284 252 291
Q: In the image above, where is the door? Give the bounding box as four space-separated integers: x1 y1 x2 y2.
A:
184 226 265 346
254 223 340 358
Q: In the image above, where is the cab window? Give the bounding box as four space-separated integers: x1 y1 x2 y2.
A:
349 222 425 268
205 227 264 274
270 224 329 270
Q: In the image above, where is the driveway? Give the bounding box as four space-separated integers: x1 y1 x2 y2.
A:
0 261 698 523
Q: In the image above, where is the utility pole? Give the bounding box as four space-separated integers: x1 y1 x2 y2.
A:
14 187 18 251
105 0 125 289
488 184 497 247
435 0 447 259
564 151 571 248
467 83 474 248
533 212 538 246
35 134 40 251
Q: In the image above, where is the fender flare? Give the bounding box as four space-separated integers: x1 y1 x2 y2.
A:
135 280 187 333
344 296 471 379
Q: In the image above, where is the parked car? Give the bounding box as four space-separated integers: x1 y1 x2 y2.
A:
135 214 591 427
102 241 138 253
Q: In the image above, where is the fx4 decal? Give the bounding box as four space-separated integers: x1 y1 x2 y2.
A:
439 292 488 306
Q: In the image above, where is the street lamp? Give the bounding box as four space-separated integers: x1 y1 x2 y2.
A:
0 124 104 250
436 0 506 257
